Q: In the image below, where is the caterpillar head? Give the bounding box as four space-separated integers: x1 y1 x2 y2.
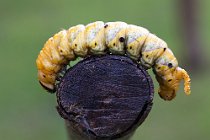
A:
37 70 56 93
154 48 191 100
39 81 56 93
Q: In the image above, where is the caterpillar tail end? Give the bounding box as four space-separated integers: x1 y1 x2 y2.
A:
177 67 191 96
39 81 56 93
184 85 191 96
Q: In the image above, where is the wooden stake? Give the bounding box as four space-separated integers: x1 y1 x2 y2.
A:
56 55 154 140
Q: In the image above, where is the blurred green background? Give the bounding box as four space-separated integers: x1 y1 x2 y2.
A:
0 0 210 139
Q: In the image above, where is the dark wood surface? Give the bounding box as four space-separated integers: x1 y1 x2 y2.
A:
56 55 154 140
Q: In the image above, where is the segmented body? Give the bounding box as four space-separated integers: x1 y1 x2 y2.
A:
36 21 191 100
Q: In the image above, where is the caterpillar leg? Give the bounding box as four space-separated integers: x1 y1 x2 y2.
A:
56 65 68 81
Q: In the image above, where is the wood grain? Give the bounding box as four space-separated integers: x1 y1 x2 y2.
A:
56 55 154 140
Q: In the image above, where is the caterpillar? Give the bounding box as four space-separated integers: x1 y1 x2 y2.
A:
36 21 191 101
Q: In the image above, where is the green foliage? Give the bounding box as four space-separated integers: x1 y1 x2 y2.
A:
0 0 209 139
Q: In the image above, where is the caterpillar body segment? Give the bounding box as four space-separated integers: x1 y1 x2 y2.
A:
45 34 66 64
125 25 149 60
140 34 168 69
104 22 127 54
36 21 191 100
58 30 75 60
36 50 61 73
67 25 87 56
85 21 106 54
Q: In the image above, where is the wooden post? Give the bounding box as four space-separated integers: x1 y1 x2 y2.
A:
56 55 154 140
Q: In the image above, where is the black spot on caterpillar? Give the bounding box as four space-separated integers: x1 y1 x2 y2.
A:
168 79 172 82
163 48 166 51
168 63 173 68
119 37 125 42
36 21 191 101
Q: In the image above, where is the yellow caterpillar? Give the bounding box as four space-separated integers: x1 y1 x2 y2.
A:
36 21 191 101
